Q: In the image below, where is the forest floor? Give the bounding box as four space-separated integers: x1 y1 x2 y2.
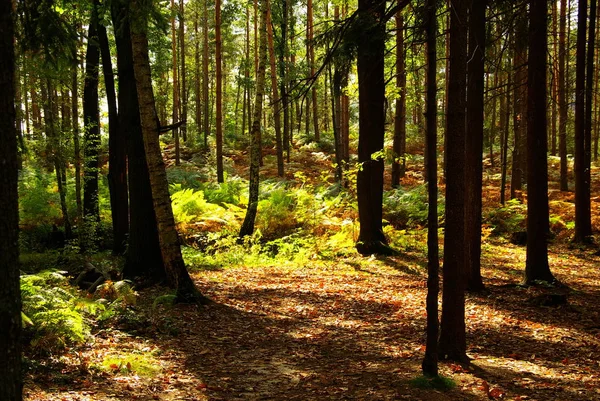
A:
22 147 600 400
23 243 600 401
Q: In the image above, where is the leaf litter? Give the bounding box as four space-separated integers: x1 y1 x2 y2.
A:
23 241 600 400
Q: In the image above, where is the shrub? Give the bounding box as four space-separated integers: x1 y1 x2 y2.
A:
484 198 526 236
383 185 444 228
21 271 91 353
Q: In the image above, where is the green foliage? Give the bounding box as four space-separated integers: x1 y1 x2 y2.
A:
170 186 219 225
96 350 162 377
21 271 90 353
257 183 298 239
19 167 62 227
409 375 457 390
383 185 444 229
200 176 245 205
167 167 204 191
485 198 526 235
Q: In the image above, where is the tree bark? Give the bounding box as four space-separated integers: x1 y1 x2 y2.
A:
171 0 180 165
194 7 201 144
583 0 597 236
422 0 439 377
240 0 268 238
465 0 486 292
179 0 187 143
111 0 165 280
0 0 22 396
558 0 568 191
525 0 555 284
216 0 224 182
202 0 210 148
355 0 403 256
574 0 592 242
82 2 101 248
307 0 319 142
99 20 129 255
267 0 284 178
392 10 406 187
510 11 527 198
439 0 468 363
130 0 209 303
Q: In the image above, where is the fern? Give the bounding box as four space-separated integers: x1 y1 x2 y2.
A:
21 271 92 353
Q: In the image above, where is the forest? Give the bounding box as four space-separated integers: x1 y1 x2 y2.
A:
1 0 600 399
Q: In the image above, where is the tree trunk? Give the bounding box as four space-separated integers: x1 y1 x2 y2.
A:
179 0 187 143
501 69 512 205
583 0 597 237
111 0 164 280
525 0 555 285
240 0 267 238
82 2 101 248
194 7 201 144
171 0 180 165
439 0 468 363
551 0 559 156
574 0 592 242
355 0 401 256
0 1 22 396
202 0 210 148
510 12 527 198
42 78 72 239
392 11 406 187
216 0 224 182
130 0 209 303
99 20 129 255
267 0 284 178
558 0 568 191
280 0 290 165
307 0 319 142
422 0 439 377
465 0 486 292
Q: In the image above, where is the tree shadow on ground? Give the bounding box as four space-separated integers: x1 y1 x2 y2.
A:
153 286 480 400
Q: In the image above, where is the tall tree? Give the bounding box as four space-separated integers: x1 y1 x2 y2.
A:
583 0 597 237
510 10 527 199
355 0 408 256
558 0 568 191
171 0 180 165
111 0 164 280
179 0 187 143
439 0 468 363
82 1 101 247
130 0 210 303
574 0 593 241
0 0 22 397
267 0 284 177
240 0 268 238
525 0 556 284
216 0 224 182
465 0 486 292
71 59 82 226
99 20 128 255
307 0 319 141
202 0 210 148
194 6 201 144
422 0 439 378
391 9 406 187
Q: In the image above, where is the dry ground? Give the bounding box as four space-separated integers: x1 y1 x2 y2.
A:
23 239 600 401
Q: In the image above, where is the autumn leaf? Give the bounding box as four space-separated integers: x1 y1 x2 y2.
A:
488 387 505 399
